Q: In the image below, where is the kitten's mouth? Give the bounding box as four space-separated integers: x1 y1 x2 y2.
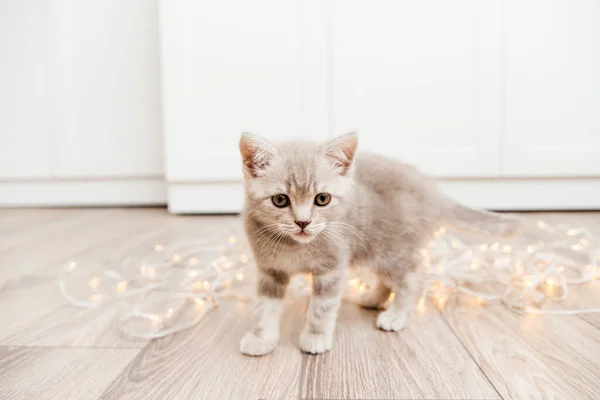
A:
292 230 314 243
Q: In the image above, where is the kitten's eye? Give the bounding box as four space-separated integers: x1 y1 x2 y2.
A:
271 194 290 208
314 193 331 206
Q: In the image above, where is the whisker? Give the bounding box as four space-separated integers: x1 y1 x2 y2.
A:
325 222 365 244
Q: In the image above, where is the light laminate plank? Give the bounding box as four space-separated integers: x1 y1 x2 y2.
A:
0 208 181 285
300 303 500 400
0 213 243 348
0 208 69 236
518 212 600 330
100 297 305 400
0 346 139 400
442 298 600 400
0 208 115 253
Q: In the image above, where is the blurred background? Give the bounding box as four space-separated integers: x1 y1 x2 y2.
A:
1 0 599 213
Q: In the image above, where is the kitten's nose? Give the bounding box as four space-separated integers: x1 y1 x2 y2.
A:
294 220 311 230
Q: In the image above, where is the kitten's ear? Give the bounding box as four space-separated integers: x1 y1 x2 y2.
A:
239 132 277 178
323 132 358 175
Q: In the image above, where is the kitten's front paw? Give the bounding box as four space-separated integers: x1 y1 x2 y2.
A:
240 332 278 356
376 310 410 332
299 331 332 354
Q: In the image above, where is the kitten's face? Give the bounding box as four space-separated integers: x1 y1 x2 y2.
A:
240 133 358 245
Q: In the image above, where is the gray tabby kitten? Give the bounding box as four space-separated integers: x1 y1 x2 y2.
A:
238 132 517 356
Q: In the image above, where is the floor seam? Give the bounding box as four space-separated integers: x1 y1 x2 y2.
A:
0 345 144 350
437 308 505 400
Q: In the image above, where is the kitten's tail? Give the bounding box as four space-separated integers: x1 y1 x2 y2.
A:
440 196 520 237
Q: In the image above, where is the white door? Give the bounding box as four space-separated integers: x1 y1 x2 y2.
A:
52 0 163 178
0 0 55 179
503 0 600 176
332 0 503 177
160 0 329 211
0 0 164 206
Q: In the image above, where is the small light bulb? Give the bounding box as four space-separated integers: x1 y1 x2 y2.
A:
88 276 100 289
188 270 197 278
154 244 163 252
172 254 181 262
586 265 597 273
388 292 396 302
514 262 524 275
557 266 565 273
188 257 198 266
203 281 210 290
437 297 446 308
166 308 174 318
140 265 147 274
348 278 360 288
417 299 425 311
480 244 488 252
546 278 556 287
236 272 244 281
491 242 500 251
503 245 512 253
526 245 534 254
90 294 103 302
240 254 249 263
228 236 236 244
523 276 535 288
358 283 367 293
567 229 578 236
571 244 583 251
211 260 218 268
451 240 461 248
66 261 77 271
147 267 156 280
116 280 128 293
195 298 205 309
536 221 546 228
470 262 478 270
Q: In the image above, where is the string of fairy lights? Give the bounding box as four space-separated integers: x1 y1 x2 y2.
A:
59 220 600 339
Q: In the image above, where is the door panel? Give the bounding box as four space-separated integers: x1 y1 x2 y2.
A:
161 0 329 181
503 0 600 176
332 0 503 177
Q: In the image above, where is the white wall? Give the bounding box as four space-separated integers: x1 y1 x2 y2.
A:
2 0 600 211
0 0 165 205
161 0 600 213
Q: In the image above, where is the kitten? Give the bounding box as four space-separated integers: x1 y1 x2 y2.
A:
238 132 517 356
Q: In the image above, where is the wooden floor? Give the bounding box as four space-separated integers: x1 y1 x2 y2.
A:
1 208 600 400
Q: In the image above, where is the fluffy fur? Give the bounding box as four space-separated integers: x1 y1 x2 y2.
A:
238 132 518 356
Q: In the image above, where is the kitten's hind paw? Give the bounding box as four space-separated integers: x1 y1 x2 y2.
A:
240 332 278 356
376 310 410 332
299 331 332 354
355 282 391 310
356 290 389 309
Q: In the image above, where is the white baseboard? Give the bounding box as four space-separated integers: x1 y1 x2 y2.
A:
168 183 243 213
0 178 167 207
168 178 600 214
